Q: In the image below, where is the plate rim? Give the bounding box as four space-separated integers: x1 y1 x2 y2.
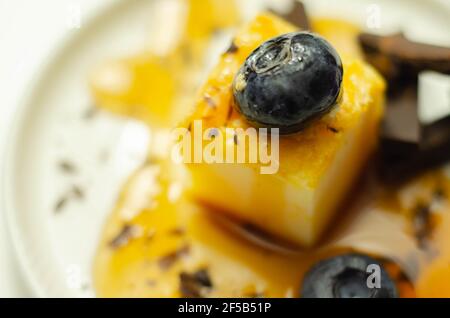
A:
1 0 127 297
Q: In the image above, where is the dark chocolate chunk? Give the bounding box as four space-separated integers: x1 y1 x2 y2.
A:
378 75 450 183
179 269 213 298
359 33 450 91
270 1 310 30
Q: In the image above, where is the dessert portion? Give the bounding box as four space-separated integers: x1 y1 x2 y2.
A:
91 0 450 298
185 13 385 247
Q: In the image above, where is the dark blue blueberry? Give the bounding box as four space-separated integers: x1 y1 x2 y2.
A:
233 32 343 134
301 254 398 298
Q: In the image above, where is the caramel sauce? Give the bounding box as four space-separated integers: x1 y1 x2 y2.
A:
90 2 450 297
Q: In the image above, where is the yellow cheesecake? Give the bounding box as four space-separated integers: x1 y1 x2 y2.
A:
184 13 386 247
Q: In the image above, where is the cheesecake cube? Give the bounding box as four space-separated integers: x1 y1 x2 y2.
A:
184 13 385 247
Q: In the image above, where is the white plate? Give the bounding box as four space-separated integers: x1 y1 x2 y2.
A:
3 0 450 297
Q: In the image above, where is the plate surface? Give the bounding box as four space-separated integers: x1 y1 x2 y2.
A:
3 0 450 297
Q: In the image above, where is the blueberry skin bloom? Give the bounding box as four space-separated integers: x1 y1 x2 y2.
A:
301 254 399 298
233 32 343 134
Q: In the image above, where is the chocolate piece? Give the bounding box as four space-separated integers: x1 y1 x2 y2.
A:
179 269 212 298
378 75 450 183
225 41 239 54
158 245 190 270
270 1 310 30
109 225 142 249
72 185 84 199
54 196 68 213
359 33 450 92
58 160 77 174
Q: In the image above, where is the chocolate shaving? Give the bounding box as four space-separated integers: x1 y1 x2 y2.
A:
72 185 84 200
53 185 85 214
109 225 142 249
158 245 190 271
179 269 213 298
359 32 450 89
58 160 77 174
378 85 450 184
54 197 68 213
225 41 239 54
270 1 310 30
327 126 339 134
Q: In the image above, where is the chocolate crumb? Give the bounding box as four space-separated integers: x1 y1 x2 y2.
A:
54 197 68 213
225 41 239 54
109 225 142 249
179 269 213 298
327 126 339 133
72 185 84 200
83 106 99 120
158 245 190 271
58 160 77 174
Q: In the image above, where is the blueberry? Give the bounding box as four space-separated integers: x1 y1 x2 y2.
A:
301 254 398 298
233 32 343 134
